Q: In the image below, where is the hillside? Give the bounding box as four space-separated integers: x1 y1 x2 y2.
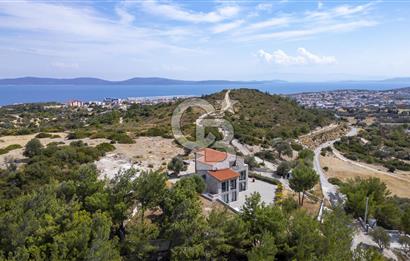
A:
205 89 334 145
0 89 334 146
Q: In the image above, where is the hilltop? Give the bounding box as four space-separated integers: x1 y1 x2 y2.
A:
205 89 333 145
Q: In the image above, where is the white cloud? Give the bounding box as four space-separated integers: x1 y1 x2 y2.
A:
307 2 374 20
115 7 135 25
241 20 377 41
243 17 291 31
318 1 324 9
52 62 79 69
297 48 336 64
212 20 244 33
258 48 336 65
140 1 240 23
256 3 273 12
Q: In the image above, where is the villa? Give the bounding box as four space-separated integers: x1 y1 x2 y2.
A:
195 148 248 203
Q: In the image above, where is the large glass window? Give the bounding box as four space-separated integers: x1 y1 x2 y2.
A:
239 171 246 180
231 191 237 201
239 182 247 191
223 193 229 203
230 179 237 190
221 181 228 192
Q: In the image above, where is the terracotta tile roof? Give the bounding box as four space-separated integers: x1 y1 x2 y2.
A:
208 169 239 182
197 148 228 163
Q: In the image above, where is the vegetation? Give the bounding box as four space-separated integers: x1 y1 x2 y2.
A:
0 89 333 149
274 141 293 159
211 89 333 145
340 177 410 232
289 165 319 206
369 227 390 251
244 155 258 170
0 144 22 155
335 124 410 171
248 172 281 186
35 132 60 139
167 156 187 174
23 138 43 157
0 136 362 260
276 161 291 177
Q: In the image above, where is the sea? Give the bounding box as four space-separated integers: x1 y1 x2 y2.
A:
0 81 409 106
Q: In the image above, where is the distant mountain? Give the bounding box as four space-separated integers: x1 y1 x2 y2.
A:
380 77 410 83
0 77 112 85
0 76 285 85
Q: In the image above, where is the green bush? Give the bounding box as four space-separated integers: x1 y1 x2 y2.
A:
328 177 343 186
291 142 303 151
144 127 172 138
249 172 281 186
67 130 92 139
96 143 116 153
0 144 22 155
35 132 53 138
108 133 135 144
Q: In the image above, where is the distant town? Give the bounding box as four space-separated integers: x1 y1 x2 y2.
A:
290 87 410 109
50 87 410 114
62 95 194 109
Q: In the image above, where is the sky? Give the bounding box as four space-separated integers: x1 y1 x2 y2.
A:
0 0 409 81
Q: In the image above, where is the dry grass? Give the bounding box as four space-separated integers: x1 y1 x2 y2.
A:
0 132 183 171
320 154 410 198
113 136 184 170
283 188 321 216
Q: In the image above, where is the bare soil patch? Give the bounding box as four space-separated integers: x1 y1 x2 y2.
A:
113 136 184 170
320 154 410 198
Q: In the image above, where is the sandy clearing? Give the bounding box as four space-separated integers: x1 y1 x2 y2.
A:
0 132 67 168
95 153 148 180
320 155 410 198
113 136 184 170
0 134 183 177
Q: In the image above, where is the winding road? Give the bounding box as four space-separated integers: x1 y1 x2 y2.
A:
313 127 357 203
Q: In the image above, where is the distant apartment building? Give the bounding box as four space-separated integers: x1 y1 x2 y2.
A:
66 100 83 107
195 148 248 203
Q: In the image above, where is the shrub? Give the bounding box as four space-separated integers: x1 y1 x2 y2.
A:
328 177 343 186
244 156 258 170
291 142 303 151
255 150 275 161
248 172 281 186
144 127 171 138
108 133 134 144
24 138 43 158
96 143 116 154
35 132 53 138
167 156 187 174
0 144 22 155
298 149 314 162
67 130 92 139
47 141 65 147
276 161 291 177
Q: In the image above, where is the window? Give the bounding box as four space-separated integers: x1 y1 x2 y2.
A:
223 193 229 203
239 182 246 191
231 191 237 201
230 179 237 190
221 181 228 192
239 171 246 180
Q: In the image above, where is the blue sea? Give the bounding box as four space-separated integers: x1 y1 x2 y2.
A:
0 81 409 106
